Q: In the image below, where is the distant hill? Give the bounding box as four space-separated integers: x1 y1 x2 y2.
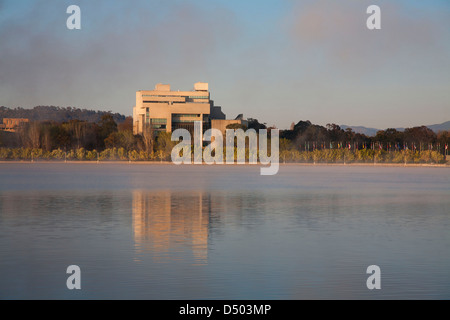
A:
341 121 450 136
426 121 450 133
0 106 126 124
340 125 379 137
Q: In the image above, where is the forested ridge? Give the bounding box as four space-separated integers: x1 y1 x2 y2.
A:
0 107 449 163
0 106 126 124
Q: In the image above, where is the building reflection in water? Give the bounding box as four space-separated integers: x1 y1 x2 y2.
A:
132 190 211 264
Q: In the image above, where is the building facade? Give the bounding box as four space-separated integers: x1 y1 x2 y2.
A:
134 82 213 135
0 118 29 132
133 82 242 136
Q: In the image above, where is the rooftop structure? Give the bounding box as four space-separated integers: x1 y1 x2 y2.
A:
133 82 245 136
133 82 212 135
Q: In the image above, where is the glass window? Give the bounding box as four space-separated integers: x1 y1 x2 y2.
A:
151 118 167 124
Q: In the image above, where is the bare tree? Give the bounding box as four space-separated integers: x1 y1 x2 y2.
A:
142 125 154 154
16 125 29 147
72 120 86 149
43 126 52 151
28 122 41 149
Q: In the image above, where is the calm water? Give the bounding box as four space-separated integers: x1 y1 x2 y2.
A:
0 163 449 299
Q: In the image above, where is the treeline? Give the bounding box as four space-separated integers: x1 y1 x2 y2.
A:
0 114 177 161
280 121 450 154
0 116 449 163
0 147 444 164
0 106 126 124
0 115 130 151
279 149 444 164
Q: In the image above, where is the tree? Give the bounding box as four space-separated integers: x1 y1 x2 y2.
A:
104 132 122 149
105 130 136 150
326 123 345 142
97 114 118 149
247 118 267 131
51 124 71 150
226 123 247 130
437 130 450 154
142 125 155 154
290 122 295 130
279 138 293 151
118 116 133 132
64 120 87 149
404 126 436 144
41 122 53 151
281 120 312 141
155 131 175 160
22 122 41 149
345 128 355 142
375 128 404 145
0 106 126 124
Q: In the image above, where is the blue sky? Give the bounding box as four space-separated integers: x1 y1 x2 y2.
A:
0 0 449 129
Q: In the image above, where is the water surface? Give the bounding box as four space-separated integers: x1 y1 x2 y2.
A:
0 163 449 299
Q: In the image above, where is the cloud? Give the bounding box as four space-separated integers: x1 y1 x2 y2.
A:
0 0 239 111
0 0 448 129
287 0 450 76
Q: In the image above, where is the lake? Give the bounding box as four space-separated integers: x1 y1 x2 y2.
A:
0 163 449 299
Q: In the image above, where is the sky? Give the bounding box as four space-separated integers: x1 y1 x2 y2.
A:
0 0 449 130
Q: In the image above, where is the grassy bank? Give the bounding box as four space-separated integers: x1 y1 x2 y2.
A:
0 147 447 165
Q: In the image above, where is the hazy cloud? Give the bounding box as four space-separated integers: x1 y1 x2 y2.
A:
288 0 450 75
0 0 449 129
0 0 239 111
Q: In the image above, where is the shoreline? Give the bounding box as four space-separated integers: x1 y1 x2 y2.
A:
0 160 448 168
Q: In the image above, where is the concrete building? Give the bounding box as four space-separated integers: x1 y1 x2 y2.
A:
211 114 248 134
134 82 212 135
0 118 29 132
133 82 243 136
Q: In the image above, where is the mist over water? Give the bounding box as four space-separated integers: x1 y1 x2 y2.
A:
0 163 449 299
